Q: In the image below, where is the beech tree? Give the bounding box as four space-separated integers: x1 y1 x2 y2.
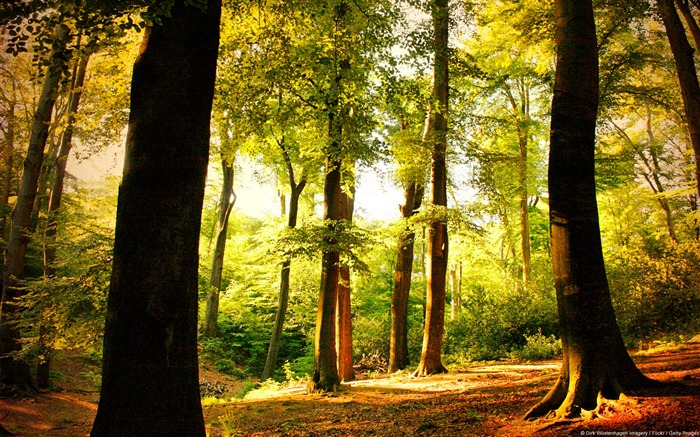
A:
336 184 355 382
524 0 657 419
656 0 700 201
90 0 221 434
1 23 70 387
414 0 450 377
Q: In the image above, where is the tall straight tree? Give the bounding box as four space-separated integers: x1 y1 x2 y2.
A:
90 0 221 435
39 48 90 389
0 23 70 387
657 0 700 201
414 0 449 377
525 0 656 419
336 184 355 382
389 181 423 372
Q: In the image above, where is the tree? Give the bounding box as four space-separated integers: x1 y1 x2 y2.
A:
414 0 449 377
1 22 70 388
202 154 235 339
524 0 656 419
38 46 90 388
657 0 700 201
336 183 355 381
90 0 221 434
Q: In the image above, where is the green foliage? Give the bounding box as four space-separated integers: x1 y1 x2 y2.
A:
13 179 116 362
510 330 562 361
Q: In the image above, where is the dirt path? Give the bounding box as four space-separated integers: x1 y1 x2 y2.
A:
1 345 699 436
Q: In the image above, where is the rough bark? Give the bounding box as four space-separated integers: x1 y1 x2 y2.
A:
202 157 235 339
262 143 306 381
0 23 70 388
90 1 220 435
336 185 355 382
524 0 657 420
658 0 700 202
414 0 449 377
389 182 424 372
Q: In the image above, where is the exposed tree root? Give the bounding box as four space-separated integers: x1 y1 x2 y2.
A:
412 362 448 377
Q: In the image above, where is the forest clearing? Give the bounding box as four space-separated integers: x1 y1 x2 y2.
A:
2 343 700 436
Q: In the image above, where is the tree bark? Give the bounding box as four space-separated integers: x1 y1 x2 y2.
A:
336 185 355 382
0 23 70 388
90 1 220 435
37 51 90 389
389 182 423 372
313 157 342 391
524 0 656 420
674 0 700 51
0 98 14 302
414 0 449 377
262 142 306 381
202 157 235 339
658 0 700 202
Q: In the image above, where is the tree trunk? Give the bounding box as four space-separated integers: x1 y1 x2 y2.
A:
658 0 700 202
39 56 94 380
518 122 531 289
313 154 343 391
414 0 449 377
389 182 424 372
674 0 700 51
0 98 14 301
202 157 235 339
524 0 656 420
336 185 355 382
0 23 70 388
262 149 306 381
90 1 220 435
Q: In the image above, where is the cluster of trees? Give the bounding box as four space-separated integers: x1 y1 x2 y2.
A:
2 0 700 434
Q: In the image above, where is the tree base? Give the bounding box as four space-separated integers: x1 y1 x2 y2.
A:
524 371 662 420
412 361 448 377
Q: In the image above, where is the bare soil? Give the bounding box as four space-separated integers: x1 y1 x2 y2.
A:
1 344 699 436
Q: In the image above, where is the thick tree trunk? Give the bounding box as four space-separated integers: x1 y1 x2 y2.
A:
414 0 449 377
658 0 700 202
336 186 355 382
389 182 424 372
202 158 235 339
525 0 656 420
90 1 220 435
313 151 343 391
0 23 70 388
262 166 306 381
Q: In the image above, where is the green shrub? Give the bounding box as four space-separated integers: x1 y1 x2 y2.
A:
510 330 562 361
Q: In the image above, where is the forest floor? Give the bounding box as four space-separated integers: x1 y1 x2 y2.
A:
1 343 699 436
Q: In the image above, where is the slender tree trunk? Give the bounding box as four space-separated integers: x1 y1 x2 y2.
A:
0 98 14 301
262 148 306 380
36 52 89 389
202 158 235 339
414 0 449 377
90 1 220 435
336 185 355 382
658 0 700 202
525 0 656 419
0 23 70 388
389 182 424 372
518 125 531 289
